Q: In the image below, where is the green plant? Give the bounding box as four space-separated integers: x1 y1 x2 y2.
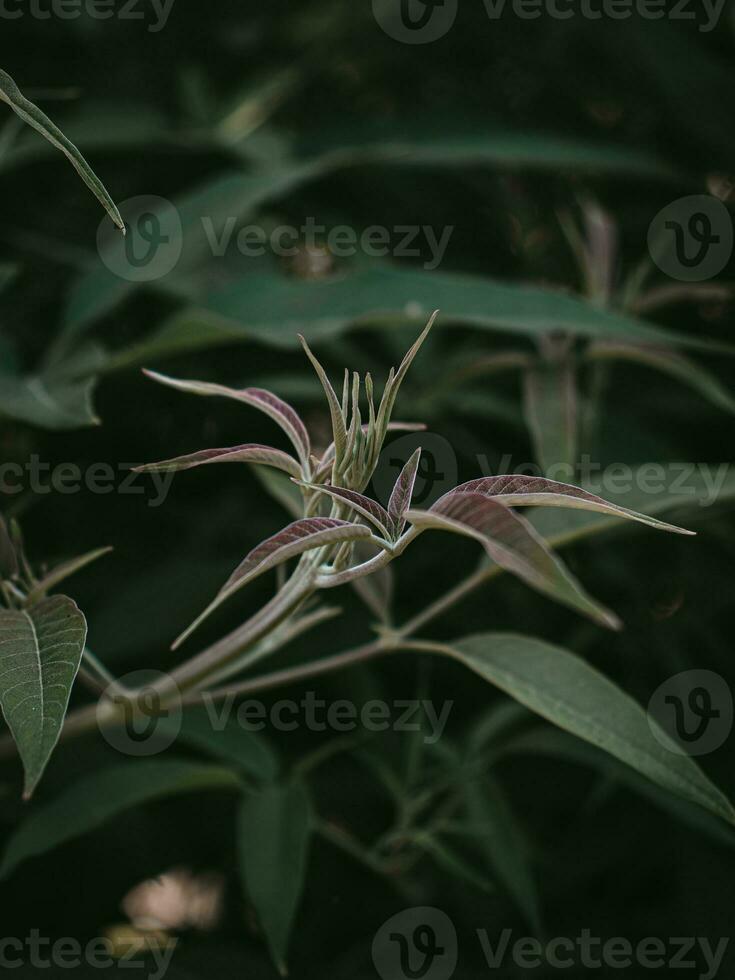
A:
1 315 732 972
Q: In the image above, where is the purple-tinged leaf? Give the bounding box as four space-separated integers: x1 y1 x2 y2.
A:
134 444 301 479
586 341 735 415
388 448 422 537
174 519 371 647
440 475 694 536
143 371 311 464
407 493 621 630
297 337 347 467
298 483 391 538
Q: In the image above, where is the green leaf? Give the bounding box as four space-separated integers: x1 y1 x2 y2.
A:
462 775 541 929
0 596 87 799
433 633 735 825
0 371 99 430
238 779 312 974
0 759 243 879
0 69 124 232
522 337 578 475
161 706 279 783
25 547 112 605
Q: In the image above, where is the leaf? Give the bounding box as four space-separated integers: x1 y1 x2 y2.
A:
442 475 695 535
433 633 735 825
387 447 422 536
586 341 735 415
143 371 311 465
26 547 112 605
0 515 18 579
350 539 394 622
0 69 124 232
407 493 621 630
0 597 87 798
238 780 312 974
298 483 391 538
135 444 301 480
462 776 541 929
522 337 578 475
298 335 347 469
175 518 371 647
0 759 242 879
0 371 98 430
417 834 496 895
160 706 279 783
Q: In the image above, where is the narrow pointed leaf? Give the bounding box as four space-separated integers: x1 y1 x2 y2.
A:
0 515 18 579
376 314 437 441
0 760 242 879
522 338 578 475
0 70 124 232
388 448 422 536
143 371 310 464
297 482 391 538
587 341 735 415
407 493 621 630
298 336 347 468
442 475 694 535
432 633 735 825
135 444 301 479
176 519 371 646
0 596 87 798
26 547 112 605
238 780 312 974
318 421 426 472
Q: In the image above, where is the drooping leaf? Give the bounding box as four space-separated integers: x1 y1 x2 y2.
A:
298 482 391 538
0 597 87 798
387 447 422 537
407 493 620 630
462 776 541 929
238 780 312 974
0 69 124 232
175 518 371 647
441 475 694 535
0 759 243 879
135 444 301 480
431 633 735 825
25 547 112 605
586 341 735 415
143 371 311 465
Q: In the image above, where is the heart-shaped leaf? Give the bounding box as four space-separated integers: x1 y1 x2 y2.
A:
0 596 87 798
238 780 312 975
407 493 620 630
143 371 311 465
441 475 694 535
432 633 735 825
175 518 371 647
135 444 301 479
0 69 124 233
